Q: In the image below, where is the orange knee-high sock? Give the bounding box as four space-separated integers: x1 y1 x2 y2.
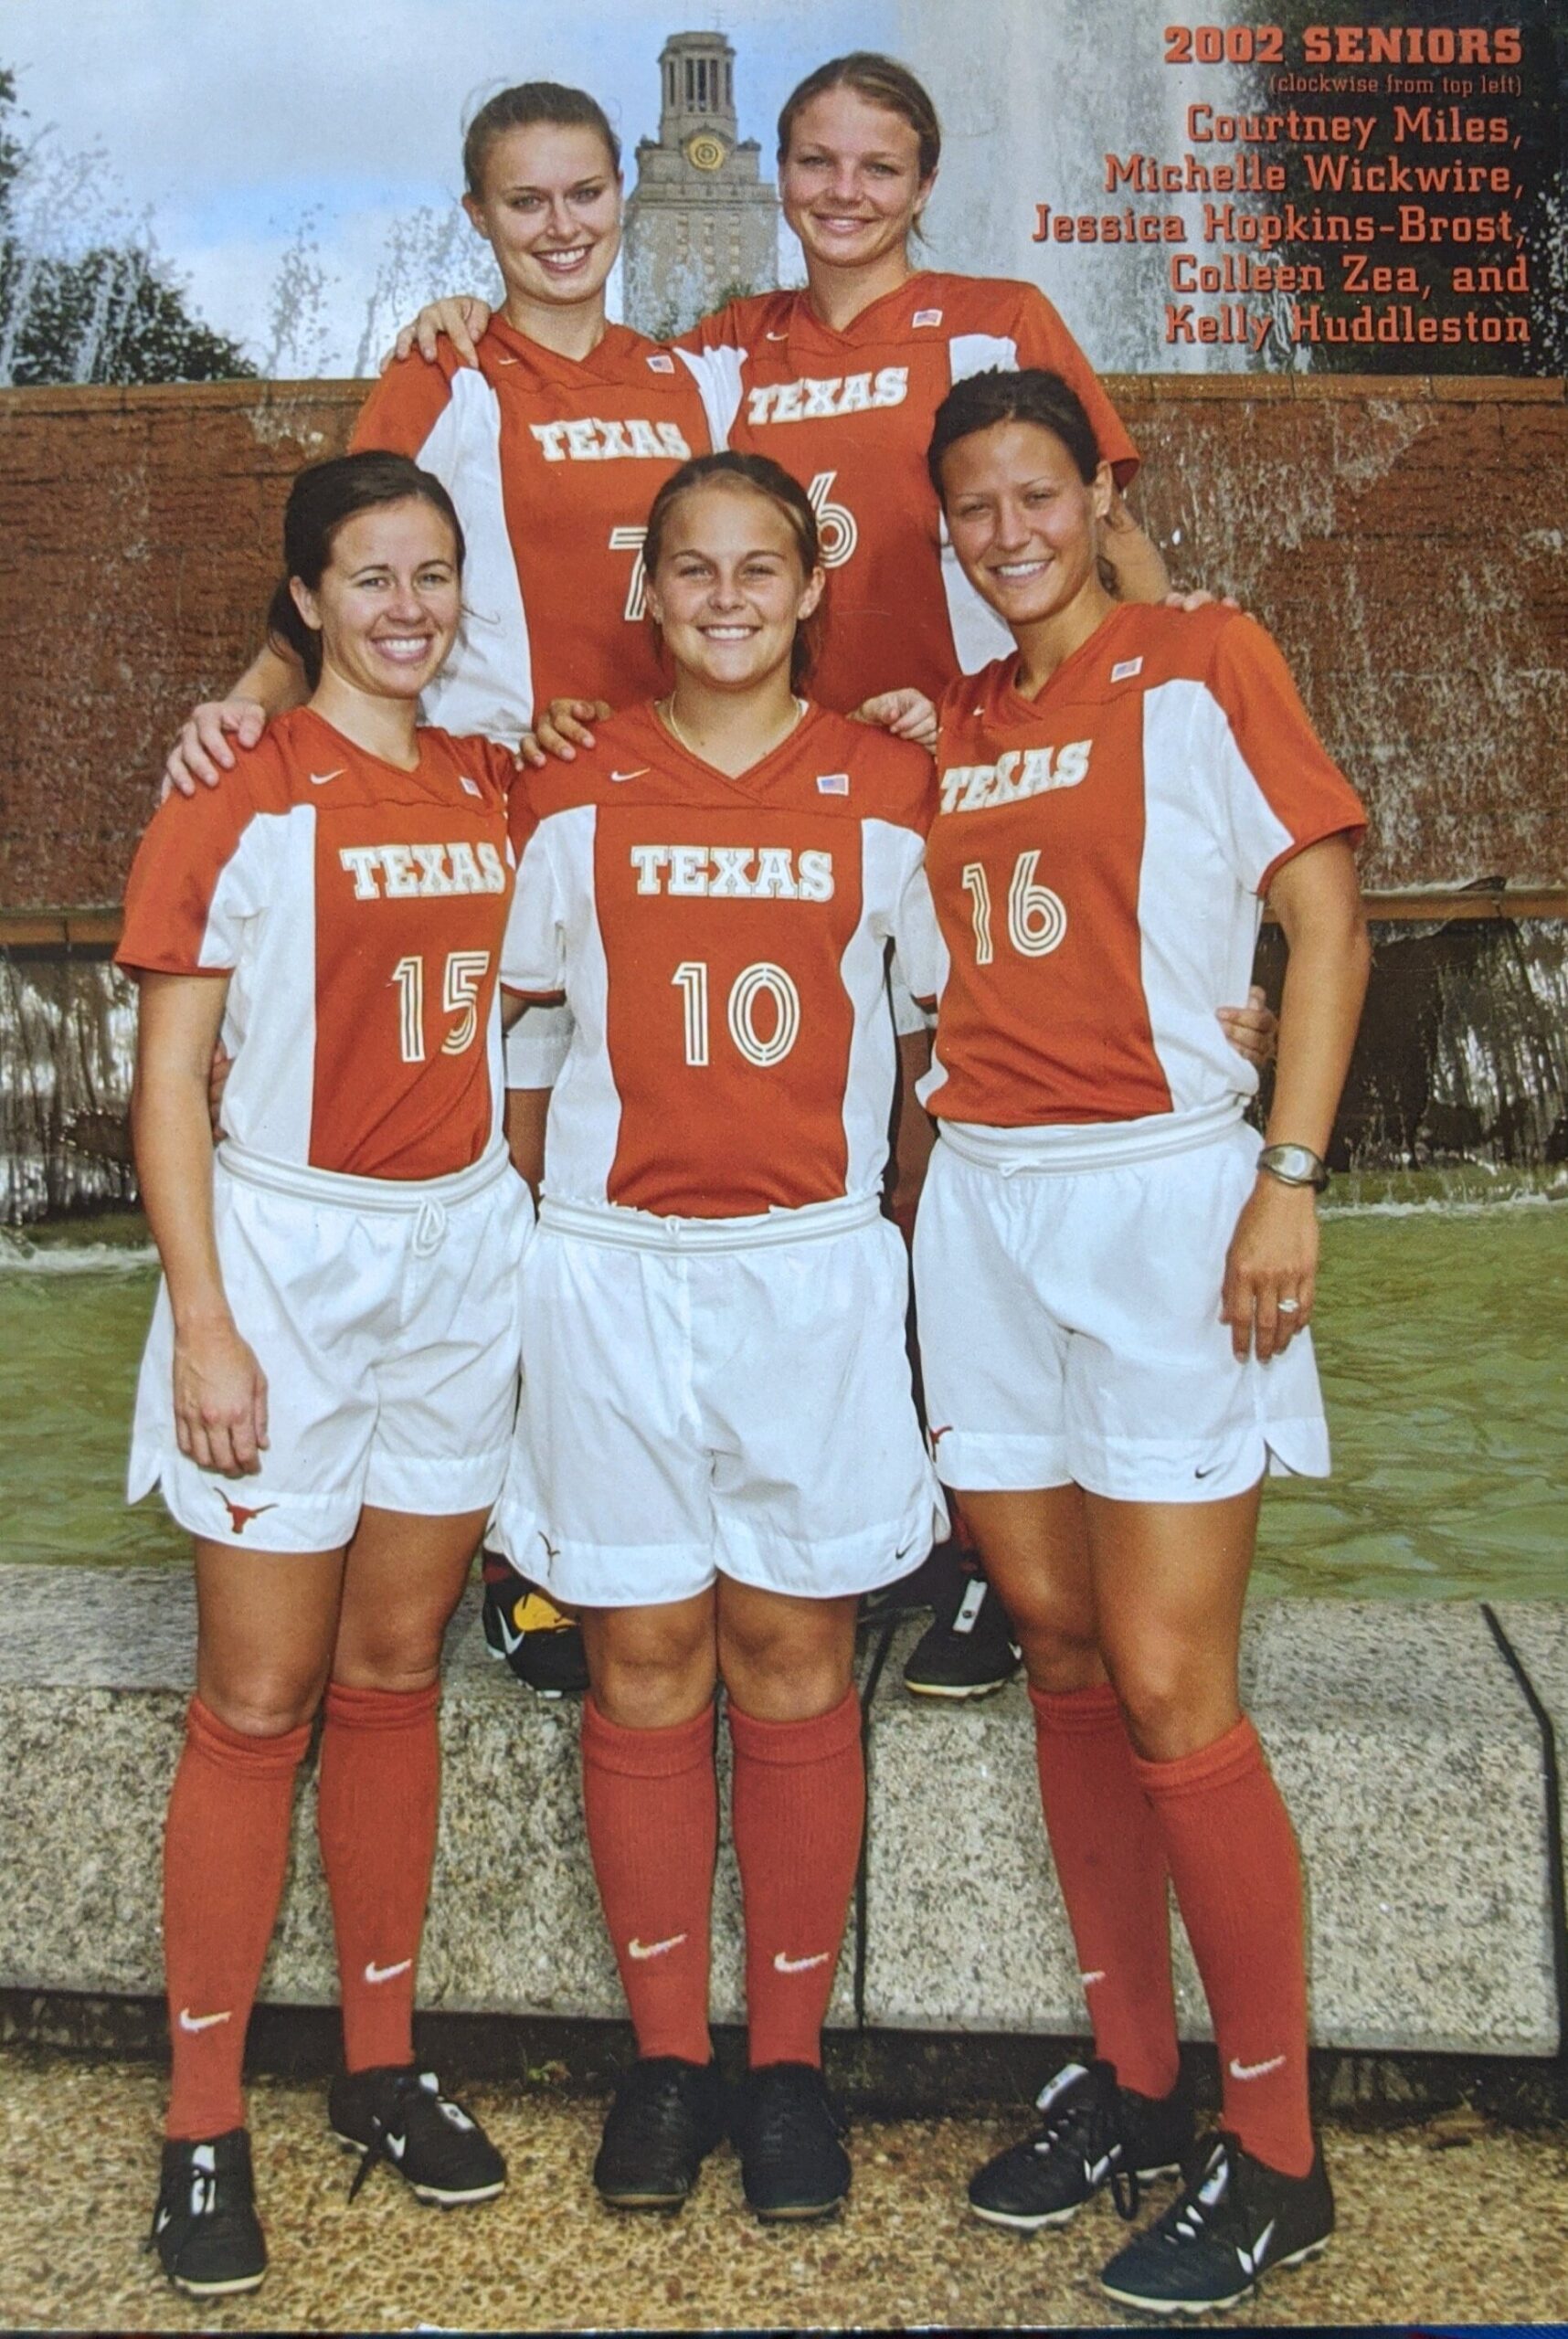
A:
580 1696 717 2066
163 1697 310 2141
1134 1716 1313 2177
729 1687 863 2071
316 1679 441 2076
1029 1682 1181 2101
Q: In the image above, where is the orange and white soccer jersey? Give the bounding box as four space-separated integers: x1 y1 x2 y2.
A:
913 602 1366 1132
685 272 1139 710
351 318 724 739
502 700 938 1219
116 705 521 1181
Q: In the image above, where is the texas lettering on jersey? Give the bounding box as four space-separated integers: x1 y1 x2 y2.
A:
628 843 835 900
938 740 1093 814
503 702 936 1218
918 603 1366 1131
117 707 520 1180
743 367 908 426
338 841 510 899
528 418 694 462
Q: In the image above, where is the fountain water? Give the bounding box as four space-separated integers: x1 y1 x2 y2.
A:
895 0 1257 371
0 953 136 1223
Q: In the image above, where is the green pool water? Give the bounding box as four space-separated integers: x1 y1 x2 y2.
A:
2 1192 1563 1599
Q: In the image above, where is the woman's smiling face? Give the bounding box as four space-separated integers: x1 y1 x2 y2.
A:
939 420 1112 630
292 498 462 703
463 122 621 311
646 480 824 695
779 87 933 276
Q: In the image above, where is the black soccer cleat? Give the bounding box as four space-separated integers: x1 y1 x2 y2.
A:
145 2129 267 2297
329 2065 505 2207
733 2061 852 2222
1098 2127 1335 2316
481 1555 588 1698
903 1571 1022 1699
969 2058 1192 2231
592 2056 730 2211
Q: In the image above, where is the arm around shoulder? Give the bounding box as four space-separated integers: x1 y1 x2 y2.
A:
162 640 305 799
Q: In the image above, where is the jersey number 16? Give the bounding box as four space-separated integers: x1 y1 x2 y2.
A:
961 852 1068 963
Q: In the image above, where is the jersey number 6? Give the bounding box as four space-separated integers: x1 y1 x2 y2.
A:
961 852 1068 964
673 959 801 1069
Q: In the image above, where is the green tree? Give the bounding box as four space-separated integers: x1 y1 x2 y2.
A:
0 68 254 385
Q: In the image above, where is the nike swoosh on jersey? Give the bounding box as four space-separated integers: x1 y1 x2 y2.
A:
178 2006 233 2033
772 1949 832 1974
308 769 344 786
365 1957 413 1984
610 767 650 783
628 1932 688 1961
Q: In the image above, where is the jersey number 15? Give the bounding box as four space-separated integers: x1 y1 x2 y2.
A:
391 951 491 1063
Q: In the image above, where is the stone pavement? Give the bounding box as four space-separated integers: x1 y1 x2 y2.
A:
2 2047 1564 2333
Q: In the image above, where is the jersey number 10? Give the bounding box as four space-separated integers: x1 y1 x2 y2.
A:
673 959 801 1069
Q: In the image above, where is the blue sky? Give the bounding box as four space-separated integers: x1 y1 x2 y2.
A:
5 0 895 369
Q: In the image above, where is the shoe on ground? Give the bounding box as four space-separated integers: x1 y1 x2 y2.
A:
329 2065 505 2206
903 1572 1021 1699
592 2056 730 2210
146 2129 266 2297
969 2058 1192 2232
481 1557 588 1697
734 2061 851 2221
1098 2127 1334 2316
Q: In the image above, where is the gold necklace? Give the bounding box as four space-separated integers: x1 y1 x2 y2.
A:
659 693 806 762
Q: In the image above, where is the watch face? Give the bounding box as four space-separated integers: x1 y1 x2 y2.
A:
686 132 726 173
1262 1144 1328 1188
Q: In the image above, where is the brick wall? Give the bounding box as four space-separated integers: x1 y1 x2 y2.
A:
1 374 1563 907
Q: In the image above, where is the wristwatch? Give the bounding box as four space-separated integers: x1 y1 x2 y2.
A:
1257 1143 1330 1192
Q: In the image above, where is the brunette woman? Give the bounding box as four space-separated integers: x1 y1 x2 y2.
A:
123 452 529 2293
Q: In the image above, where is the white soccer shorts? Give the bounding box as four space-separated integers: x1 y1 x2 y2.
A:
913 1109 1330 1503
131 1140 531 1551
489 1192 948 1605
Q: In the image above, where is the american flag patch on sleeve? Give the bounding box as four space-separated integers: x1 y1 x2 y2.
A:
912 308 944 328
816 772 850 796
646 353 675 372
1111 657 1144 683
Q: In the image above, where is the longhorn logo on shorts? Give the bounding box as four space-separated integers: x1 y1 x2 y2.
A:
217 1492 278 1536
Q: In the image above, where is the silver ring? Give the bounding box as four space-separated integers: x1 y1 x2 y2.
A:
1277 1297 1301 1315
